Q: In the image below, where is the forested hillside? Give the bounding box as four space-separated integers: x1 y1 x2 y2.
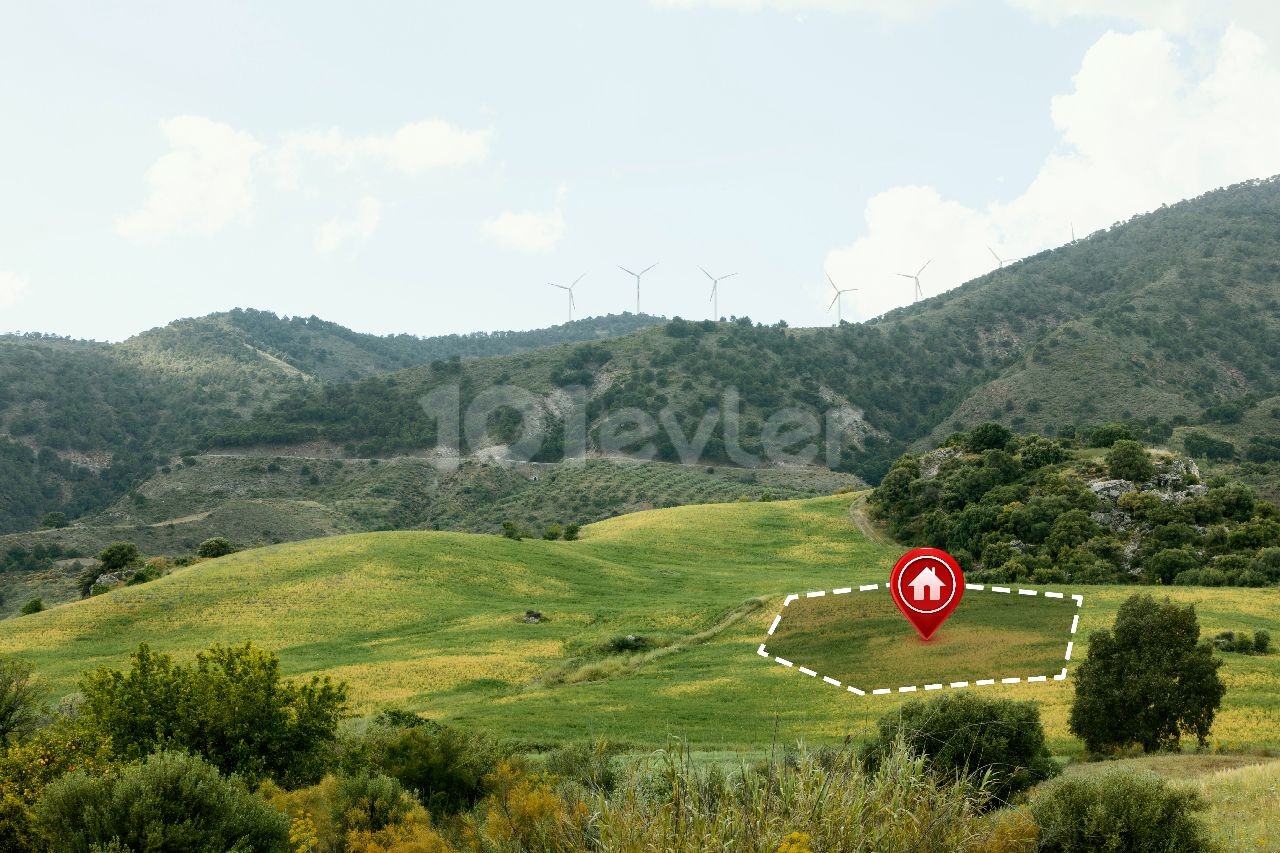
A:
4 177 1280 539
216 177 1280 484
0 312 663 533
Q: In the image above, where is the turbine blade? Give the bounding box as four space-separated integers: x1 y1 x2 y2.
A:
572 274 585 287
987 245 1000 262
828 294 838 309
618 265 636 276
827 273 837 292
721 272 737 280
549 283 566 290
699 265 715 281
918 259 933 275
640 263 658 275
896 273 913 279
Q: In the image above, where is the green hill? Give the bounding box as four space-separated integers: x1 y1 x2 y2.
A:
0 312 664 533
1 495 1275 754
219 178 1280 482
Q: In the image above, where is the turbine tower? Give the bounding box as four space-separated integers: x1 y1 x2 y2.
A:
700 266 737 321
987 245 1021 269
548 274 584 322
617 263 657 314
897 259 932 302
827 274 859 324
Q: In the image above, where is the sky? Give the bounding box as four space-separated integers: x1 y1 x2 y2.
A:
3 1 1280 341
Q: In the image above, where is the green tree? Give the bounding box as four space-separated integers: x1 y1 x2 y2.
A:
1069 594 1225 752
1088 423 1133 448
0 659 42 743
1104 440 1154 482
96 541 141 574
861 693 1059 804
35 751 288 853
1145 548 1200 585
964 423 1014 453
79 642 348 787
197 537 236 558
39 512 68 529
18 599 43 616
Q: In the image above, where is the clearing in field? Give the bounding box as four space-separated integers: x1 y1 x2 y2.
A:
764 586 1078 694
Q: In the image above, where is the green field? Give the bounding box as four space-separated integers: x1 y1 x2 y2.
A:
0 494 1276 757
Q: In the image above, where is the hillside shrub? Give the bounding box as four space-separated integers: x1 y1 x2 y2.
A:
965 423 1014 452
542 524 562 540
1234 632 1255 654
1088 423 1132 448
860 694 1059 804
563 523 580 541
1069 594 1225 753
0 659 42 743
79 642 348 787
35 751 289 853
1029 770 1213 853
197 537 236 558
1105 440 1154 482
96 542 141 573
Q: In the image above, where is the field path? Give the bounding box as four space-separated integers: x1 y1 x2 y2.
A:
849 493 891 545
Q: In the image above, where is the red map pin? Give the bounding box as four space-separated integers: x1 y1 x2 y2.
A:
890 547 965 640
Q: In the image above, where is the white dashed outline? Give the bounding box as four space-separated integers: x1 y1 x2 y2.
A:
759 582 1083 696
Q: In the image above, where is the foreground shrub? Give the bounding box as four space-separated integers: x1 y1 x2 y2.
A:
544 736 623 793
1029 770 1213 852
587 741 993 851
372 721 508 816
79 642 348 787
35 751 289 853
861 694 1059 803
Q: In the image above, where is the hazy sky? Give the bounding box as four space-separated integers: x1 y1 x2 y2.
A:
3 1 1280 341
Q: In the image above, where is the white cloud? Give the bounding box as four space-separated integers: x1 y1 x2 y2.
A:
116 116 263 241
826 25 1280 320
314 196 382 254
0 271 30 309
274 119 490 188
482 186 568 253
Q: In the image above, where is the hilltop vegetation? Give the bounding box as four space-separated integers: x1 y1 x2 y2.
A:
870 423 1280 588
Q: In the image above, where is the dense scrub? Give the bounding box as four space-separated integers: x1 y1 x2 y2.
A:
870 424 1280 587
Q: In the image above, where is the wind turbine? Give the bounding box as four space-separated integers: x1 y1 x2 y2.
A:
548 274 584 322
987 245 1021 269
896 259 932 303
617 263 657 315
700 266 737 321
827 274 859 324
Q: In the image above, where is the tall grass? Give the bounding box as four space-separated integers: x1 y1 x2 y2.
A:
458 739 1003 852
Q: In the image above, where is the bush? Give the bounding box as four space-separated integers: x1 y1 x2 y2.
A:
1088 423 1132 448
374 721 508 816
96 542 141 573
197 537 236 558
1029 770 1213 852
542 524 563 541
0 659 43 743
1255 629 1272 654
563 523 580 541
1234 632 1254 654
35 751 289 853
39 512 68 529
965 423 1014 453
860 694 1059 804
18 599 43 616
1105 440 1154 482
1069 594 1225 753
544 737 623 793
79 642 348 788
501 521 523 540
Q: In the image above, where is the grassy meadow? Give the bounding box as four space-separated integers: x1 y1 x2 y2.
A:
0 493 1277 758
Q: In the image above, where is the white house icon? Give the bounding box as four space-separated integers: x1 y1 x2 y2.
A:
909 566 946 601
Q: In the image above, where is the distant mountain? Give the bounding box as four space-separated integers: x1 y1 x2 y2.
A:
4 176 1280 539
0 312 664 533
218 177 1280 481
